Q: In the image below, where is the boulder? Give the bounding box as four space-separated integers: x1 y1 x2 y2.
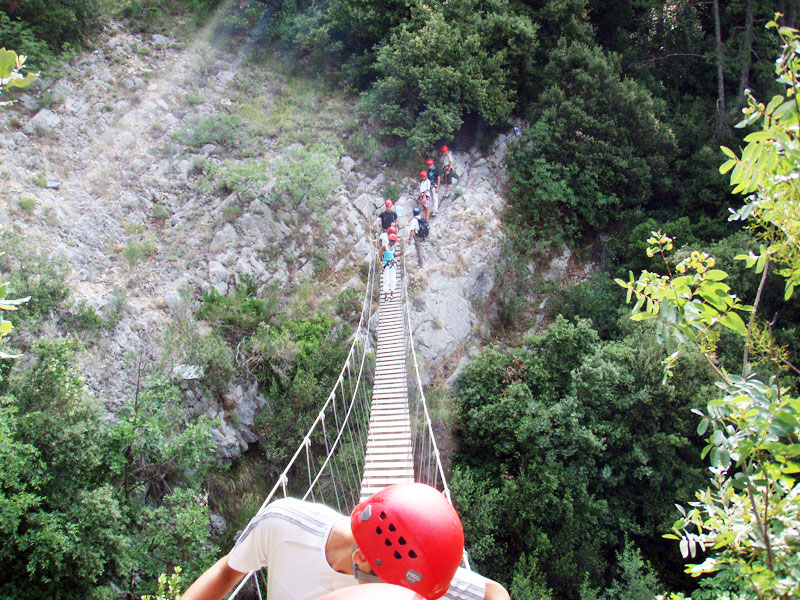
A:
353 193 375 218
210 223 238 253
164 290 182 313
208 261 230 295
339 156 356 172
24 109 61 136
151 33 172 47
543 246 572 281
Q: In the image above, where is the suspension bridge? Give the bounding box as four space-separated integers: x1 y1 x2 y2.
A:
228 247 457 600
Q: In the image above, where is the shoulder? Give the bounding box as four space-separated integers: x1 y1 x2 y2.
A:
444 568 487 600
256 498 344 536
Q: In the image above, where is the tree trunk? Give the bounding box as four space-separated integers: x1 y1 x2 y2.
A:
738 0 754 100
789 0 798 27
779 0 786 25
714 0 728 136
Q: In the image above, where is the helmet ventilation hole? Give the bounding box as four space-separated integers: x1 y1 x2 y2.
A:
398 537 406 545
408 550 417 559
388 524 396 532
394 551 402 560
380 511 387 520
384 539 392 546
376 527 383 534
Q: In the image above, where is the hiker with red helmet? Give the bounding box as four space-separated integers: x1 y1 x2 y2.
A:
440 146 455 198
378 232 403 302
181 483 510 600
425 159 441 217
416 171 431 221
373 200 398 234
379 225 398 254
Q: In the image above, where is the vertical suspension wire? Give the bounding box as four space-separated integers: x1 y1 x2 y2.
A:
304 437 314 503
336 381 360 504
319 412 342 512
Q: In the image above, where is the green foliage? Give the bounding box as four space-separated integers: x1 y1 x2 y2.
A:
197 283 352 476
121 237 157 267
547 273 624 340
451 316 713 598
272 145 340 213
197 281 280 339
0 46 38 106
142 567 185 600
505 40 675 241
16 196 35 216
0 338 131 600
31 171 47 187
1 0 97 52
0 15 52 73
203 158 270 195
173 113 244 152
618 26 800 599
0 338 217 598
359 0 538 152
335 287 361 323
162 316 235 394
0 232 70 324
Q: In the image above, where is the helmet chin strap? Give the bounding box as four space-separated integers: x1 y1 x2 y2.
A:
352 562 383 584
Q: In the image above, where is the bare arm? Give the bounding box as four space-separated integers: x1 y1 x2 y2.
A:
182 554 247 600
484 578 511 600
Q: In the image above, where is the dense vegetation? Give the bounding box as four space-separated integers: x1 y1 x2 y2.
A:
3 1 800 599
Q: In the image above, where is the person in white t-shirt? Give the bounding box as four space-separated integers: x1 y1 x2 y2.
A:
416 171 431 221
181 484 510 600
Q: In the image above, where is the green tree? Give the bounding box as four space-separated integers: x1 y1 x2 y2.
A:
505 39 676 241
451 316 712 598
360 0 537 152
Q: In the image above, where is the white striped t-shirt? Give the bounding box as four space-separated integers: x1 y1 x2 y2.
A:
228 498 486 600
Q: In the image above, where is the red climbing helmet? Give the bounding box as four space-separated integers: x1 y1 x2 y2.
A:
319 584 424 600
441 145 448 153
388 233 398 242
385 200 394 210
425 159 434 166
419 171 427 179
387 226 397 235
351 483 464 600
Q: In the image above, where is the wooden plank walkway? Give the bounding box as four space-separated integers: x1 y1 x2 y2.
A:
359 267 414 501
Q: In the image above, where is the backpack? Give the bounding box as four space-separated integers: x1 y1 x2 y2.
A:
416 217 430 239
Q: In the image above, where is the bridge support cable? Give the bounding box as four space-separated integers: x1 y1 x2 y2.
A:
227 255 378 600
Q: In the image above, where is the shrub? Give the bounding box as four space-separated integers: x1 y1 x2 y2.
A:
272 145 340 213
335 288 360 322
222 204 243 220
204 158 270 194
0 232 70 323
17 197 35 216
173 113 243 152
121 238 157 266
32 172 47 187
152 204 170 221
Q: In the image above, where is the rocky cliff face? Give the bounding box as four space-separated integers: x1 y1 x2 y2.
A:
0 22 569 458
